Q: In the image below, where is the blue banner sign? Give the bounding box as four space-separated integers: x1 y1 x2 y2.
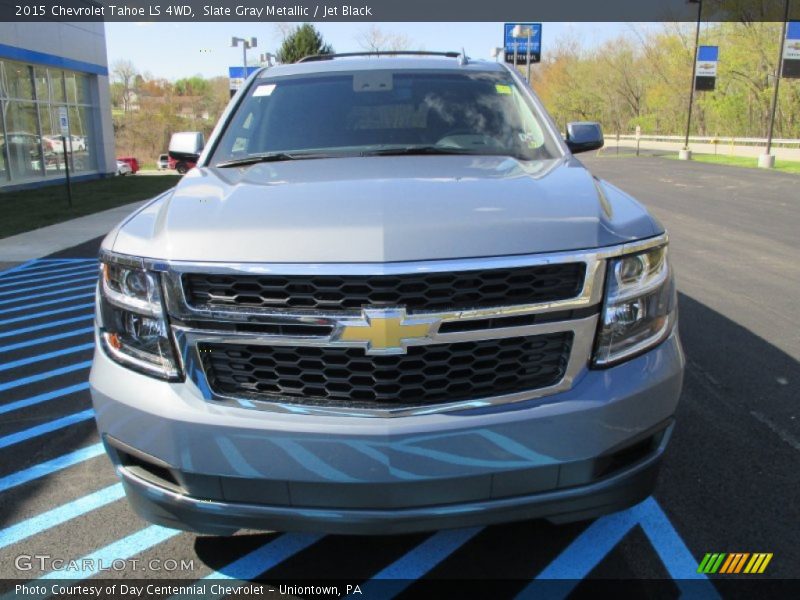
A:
695 45 719 91
504 23 542 65
783 21 800 78
228 66 261 92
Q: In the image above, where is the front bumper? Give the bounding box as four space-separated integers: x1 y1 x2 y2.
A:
90 331 684 535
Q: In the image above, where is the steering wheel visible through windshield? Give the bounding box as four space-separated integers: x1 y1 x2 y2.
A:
211 69 562 165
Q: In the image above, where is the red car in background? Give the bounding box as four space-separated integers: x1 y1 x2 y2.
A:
116 157 140 174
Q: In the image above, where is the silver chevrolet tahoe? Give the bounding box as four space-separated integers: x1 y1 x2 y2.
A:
90 52 683 535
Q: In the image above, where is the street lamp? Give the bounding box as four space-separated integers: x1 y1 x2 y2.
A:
680 0 702 160
760 0 791 169
260 52 275 67
231 36 257 72
490 47 503 62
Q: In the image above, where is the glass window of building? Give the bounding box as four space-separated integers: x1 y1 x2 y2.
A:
0 59 100 186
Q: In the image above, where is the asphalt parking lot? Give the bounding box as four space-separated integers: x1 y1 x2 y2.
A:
0 156 798 596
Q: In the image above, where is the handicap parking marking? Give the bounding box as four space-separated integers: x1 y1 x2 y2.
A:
0 408 94 449
0 314 94 339
519 497 720 598
0 483 124 550
0 344 94 372
0 443 106 493
0 381 90 414
0 363 91 394
0 292 95 316
0 303 95 326
355 527 483 598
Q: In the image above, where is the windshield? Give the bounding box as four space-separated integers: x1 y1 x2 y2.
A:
210 69 562 165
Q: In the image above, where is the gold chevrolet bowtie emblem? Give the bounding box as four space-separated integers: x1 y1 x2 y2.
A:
337 309 439 355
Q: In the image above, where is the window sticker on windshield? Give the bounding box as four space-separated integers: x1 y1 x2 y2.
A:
495 84 512 95
253 84 276 97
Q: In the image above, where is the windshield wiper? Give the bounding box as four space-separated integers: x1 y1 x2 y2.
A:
215 152 332 168
361 145 530 160
361 146 475 157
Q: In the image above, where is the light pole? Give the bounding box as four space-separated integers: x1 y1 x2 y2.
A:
760 0 791 169
490 47 502 63
680 0 702 160
526 29 532 82
512 24 533 82
231 36 257 72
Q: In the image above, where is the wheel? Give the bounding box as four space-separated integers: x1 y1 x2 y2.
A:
176 162 188 174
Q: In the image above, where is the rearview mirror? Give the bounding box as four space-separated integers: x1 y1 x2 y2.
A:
565 122 604 154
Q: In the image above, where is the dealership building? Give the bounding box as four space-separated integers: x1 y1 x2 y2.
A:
0 21 116 189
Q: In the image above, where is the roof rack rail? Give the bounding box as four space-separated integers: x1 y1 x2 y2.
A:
298 51 462 63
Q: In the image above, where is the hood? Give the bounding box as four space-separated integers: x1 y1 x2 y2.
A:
110 155 661 263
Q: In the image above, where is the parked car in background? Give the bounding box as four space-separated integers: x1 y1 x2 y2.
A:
117 156 140 174
71 135 86 152
168 131 204 174
157 154 169 170
43 135 85 154
115 160 133 176
42 135 64 154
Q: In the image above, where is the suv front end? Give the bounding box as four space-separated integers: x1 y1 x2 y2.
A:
90 55 683 535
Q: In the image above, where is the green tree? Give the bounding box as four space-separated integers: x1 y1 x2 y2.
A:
276 24 333 64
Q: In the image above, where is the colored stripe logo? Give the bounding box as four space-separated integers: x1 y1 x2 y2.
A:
698 552 773 574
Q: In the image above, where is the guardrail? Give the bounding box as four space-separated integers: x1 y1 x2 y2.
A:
613 134 800 148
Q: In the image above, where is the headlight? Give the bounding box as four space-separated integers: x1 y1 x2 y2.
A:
97 252 180 380
593 244 677 366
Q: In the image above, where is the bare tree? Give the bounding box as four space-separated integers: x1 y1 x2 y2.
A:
356 25 411 53
112 60 138 113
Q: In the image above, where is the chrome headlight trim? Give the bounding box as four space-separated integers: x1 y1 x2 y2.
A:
593 242 677 367
97 250 181 380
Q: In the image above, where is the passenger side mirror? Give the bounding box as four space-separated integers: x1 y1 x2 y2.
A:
565 122 604 154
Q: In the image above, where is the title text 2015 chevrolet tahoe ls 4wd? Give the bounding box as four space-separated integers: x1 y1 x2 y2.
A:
90 53 683 535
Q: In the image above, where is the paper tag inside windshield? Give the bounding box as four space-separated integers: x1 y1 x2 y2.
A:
495 84 512 94
253 84 276 97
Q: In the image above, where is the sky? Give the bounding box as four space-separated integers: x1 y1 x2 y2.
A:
104 22 651 80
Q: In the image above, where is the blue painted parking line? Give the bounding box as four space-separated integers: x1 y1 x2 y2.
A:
205 533 322 581
0 275 98 297
0 343 95 373
0 259 41 278
0 292 95 316
0 303 94 325
355 527 482 598
0 483 124 549
0 327 94 353
0 262 98 282
0 381 91 414
0 361 91 392
168 534 323 600
518 497 720 599
38 525 181 580
0 443 105 493
0 283 96 306
0 408 94 449
0 266 98 287
0 314 93 339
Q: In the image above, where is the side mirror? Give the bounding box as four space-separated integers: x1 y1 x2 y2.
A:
565 122 604 154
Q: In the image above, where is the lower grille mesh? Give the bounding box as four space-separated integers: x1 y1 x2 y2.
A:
199 333 573 408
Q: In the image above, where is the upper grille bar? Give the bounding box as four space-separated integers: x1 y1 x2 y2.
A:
182 262 586 313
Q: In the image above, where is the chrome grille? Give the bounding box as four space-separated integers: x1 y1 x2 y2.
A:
182 262 586 313
199 332 573 409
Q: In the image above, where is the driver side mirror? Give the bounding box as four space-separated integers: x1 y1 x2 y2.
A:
565 122 604 154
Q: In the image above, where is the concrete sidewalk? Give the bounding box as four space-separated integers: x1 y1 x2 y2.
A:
0 200 147 270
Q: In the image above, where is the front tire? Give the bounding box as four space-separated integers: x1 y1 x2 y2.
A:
176 162 188 174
